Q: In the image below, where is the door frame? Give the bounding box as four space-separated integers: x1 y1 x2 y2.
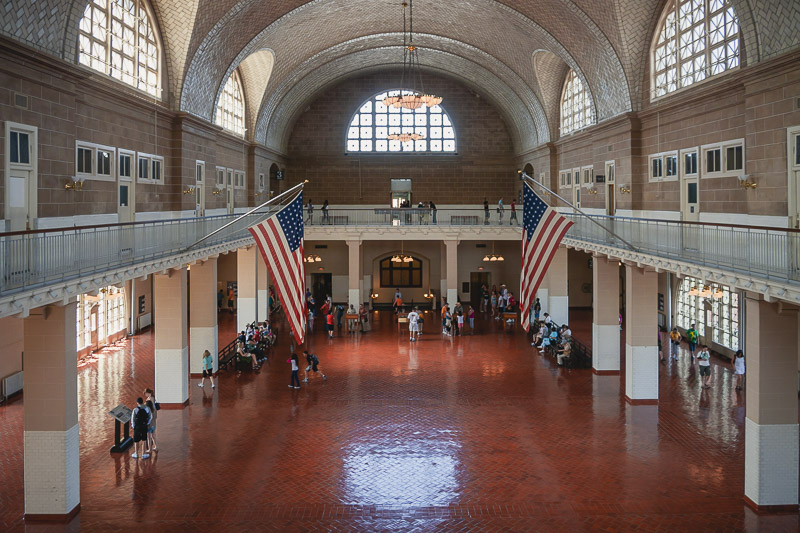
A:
604 160 615 216
118 148 136 223
679 147 700 222
4 121 38 231
788 125 800 229
195 160 206 216
226 167 235 214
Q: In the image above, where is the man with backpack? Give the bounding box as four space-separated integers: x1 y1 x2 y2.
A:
303 350 327 382
131 397 152 459
686 324 699 362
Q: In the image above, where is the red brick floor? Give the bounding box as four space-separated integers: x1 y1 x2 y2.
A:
1 309 798 532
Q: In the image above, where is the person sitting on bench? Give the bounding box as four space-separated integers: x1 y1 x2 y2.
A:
557 339 572 366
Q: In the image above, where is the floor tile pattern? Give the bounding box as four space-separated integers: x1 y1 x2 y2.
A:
0 309 797 531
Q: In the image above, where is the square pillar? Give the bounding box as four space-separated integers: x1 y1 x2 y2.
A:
154 268 189 406
236 246 257 332
744 296 799 511
23 301 80 519
592 256 620 374
548 247 568 325
257 253 269 322
444 239 458 306
624 265 659 404
346 239 362 308
189 258 218 375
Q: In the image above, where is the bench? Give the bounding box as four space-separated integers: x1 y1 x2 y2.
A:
503 312 517 332
451 215 479 225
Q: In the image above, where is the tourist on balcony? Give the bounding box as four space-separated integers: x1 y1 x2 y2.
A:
732 349 745 391
498 197 505 225
306 199 314 224
510 199 517 225
322 199 330 224
483 198 490 225
429 200 437 224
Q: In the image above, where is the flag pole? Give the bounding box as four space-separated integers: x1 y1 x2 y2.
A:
184 180 308 251
519 171 637 252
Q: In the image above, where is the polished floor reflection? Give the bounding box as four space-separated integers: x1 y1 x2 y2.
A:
1 309 797 531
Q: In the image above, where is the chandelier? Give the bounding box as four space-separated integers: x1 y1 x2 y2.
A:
304 254 322 263
482 242 505 262
382 0 442 122
391 241 414 263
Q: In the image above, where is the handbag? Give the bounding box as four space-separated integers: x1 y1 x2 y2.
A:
154 402 161 411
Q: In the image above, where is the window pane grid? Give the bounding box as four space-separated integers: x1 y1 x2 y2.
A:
560 70 594 136
653 0 739 99
676 276 740 350
78 0 161 97
346 90 456 153
215 71 245 137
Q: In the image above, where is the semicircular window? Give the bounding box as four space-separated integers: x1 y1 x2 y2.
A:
346 90 456 153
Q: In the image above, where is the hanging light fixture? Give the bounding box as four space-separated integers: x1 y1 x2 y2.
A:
700 285 713 298
482 242 505 262
713 287 724 299
688 285 700 296
392 241 414 263
382 0 442 144
304 254 322 263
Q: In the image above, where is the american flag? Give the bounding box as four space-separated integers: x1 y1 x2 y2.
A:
249 192 306 345
519 183 573 331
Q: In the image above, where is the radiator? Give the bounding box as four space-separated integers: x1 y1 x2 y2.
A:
138 312 152 330
2 370 23 399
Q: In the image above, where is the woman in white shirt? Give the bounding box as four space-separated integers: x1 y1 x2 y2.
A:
731 349 745 391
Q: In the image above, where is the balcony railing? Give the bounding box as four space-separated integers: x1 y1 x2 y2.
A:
1 207 798 297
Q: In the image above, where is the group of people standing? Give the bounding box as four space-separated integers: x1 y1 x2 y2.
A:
664 324 745 390
480 284 518 317
483 197 518 225
130 388 158 459
439 301 475 336
306 290 369 336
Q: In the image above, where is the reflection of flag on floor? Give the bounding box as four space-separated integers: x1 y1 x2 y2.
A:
520 183 573 331
248 193 306 345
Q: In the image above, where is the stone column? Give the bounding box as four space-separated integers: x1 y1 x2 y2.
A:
548 247 569 325
444 239 458 306
189 258 218 375
154 268 189 406
592 256 620 373
744 296 799 511
236 246 257 332
346 239 362 308
23 301 80 519
624 265 659 404
257 253 269 322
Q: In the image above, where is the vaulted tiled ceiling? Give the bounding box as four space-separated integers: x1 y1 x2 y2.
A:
6 0 799 153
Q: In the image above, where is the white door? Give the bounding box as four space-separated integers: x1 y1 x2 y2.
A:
195 161 206 216
118 150 135 223
572 168 581 210
226 168 234 214
789 127 800 229
680 148 700 222
605 161 615 216
5 123 37 231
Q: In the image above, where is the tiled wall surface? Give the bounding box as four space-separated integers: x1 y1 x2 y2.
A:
23 424 80 515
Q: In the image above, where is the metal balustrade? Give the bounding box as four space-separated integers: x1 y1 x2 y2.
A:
1 207 798 297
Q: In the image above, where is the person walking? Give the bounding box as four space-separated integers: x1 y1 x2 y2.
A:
697 345 712 388
303 350 327 382
483 198 490 225
468 305 475 334
498 197 505 225
686 324 698 362
326 311 335 338
306 199 314 224
217 289 224 313
130 397 152 459
429 200 437 224
335 303 345 331
199 349 215 388
669 327 681 361
510 199 518 225
359 304 368 332
227 287 235 314
408 307 420 342
288 353 301 389
457 311 465 336
481 284 489 313
732 349 745 390
444 307 453 336
322 199 330 224
143 388 158 453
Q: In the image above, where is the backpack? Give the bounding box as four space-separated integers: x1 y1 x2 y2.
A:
134 406 149 427
687 329 697 343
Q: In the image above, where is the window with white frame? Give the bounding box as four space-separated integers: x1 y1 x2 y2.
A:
702 139 744 177
119 149 134 180
9 129 32 165
649 151 679 181
216 166 225 187
215 70 245 137
346 90 457 153
559 171 567 188
226 169 233 188
573 169 581 188
681 147 698 176
560 69 595 136
652 0 740 100
676 276 740 351
258 173 265 190
76 286 127 351
137 152 163 184
76 142 115 181
78 0 161 97
582 166 593 186
234 171 245 189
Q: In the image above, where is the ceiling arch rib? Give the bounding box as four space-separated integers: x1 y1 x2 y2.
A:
252 33 550 151
261 47 539 155
180 0 633 126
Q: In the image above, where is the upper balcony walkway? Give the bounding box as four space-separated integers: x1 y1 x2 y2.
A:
1 206 798 317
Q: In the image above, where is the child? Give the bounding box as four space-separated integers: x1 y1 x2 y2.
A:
457 311 465 336
303 350 327 382
326 311 335 338
288 353 300 389
732 349 745 391
199 349 215 388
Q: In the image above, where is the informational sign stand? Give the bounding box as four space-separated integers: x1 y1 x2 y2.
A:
108 404 133 454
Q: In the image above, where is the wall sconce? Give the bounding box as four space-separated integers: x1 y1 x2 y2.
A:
211 189 222 196
64 179 83 191
371 293 379 299
738 174 757 189
587 188 598 195
619 185 631 194
182 186 196 195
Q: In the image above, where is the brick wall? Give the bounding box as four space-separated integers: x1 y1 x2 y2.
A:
284 72 518 204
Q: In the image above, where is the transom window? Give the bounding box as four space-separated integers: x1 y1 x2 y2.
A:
347 90 456 153
380 257 422 288
78 0 161 97
216 70 245 137
652 0 739 99
560 70 594 136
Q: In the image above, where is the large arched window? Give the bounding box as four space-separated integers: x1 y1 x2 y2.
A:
346 90 456 153
380 256 422 288
560 70 594 136
652 0 739 99
215 70 245 137
78 0 161 97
